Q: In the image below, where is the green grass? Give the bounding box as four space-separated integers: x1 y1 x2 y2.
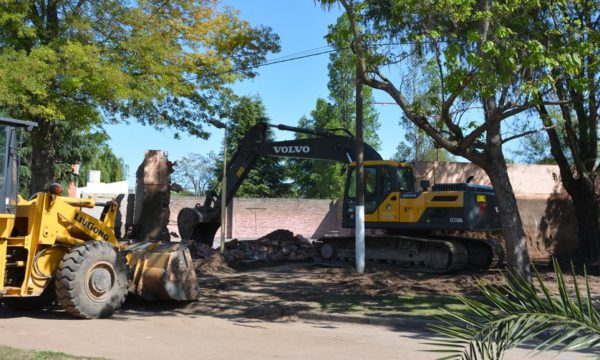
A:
314 294 469 317
0 345 105 360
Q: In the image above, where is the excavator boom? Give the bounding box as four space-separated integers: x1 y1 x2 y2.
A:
177 122 381 245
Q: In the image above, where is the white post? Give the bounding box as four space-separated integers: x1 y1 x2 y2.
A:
355 66 365 274
355 205 365 273
220 127 227 254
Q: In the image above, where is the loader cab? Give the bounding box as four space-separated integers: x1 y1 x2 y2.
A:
0 118 37 214
342 160 415 227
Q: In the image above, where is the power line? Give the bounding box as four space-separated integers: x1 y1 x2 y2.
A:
258 49 336 68
193 39 444 81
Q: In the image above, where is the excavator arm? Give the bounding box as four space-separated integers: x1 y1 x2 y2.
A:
177 122 381 245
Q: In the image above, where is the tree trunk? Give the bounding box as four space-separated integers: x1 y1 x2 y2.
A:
29 120 56 195
485 157 530 276
480 122 530 277
563 175 600 263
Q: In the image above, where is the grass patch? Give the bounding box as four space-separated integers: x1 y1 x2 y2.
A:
0 345 105 360
315 294 468 317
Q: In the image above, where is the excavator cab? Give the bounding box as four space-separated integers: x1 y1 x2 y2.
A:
342 160 502 231
343 161 416 225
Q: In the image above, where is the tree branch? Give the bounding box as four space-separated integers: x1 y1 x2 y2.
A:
555 77 587 175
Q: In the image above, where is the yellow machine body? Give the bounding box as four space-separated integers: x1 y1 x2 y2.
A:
0 192 198 305
344 160 501 232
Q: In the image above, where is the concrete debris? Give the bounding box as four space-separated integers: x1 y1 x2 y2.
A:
190 229 317 265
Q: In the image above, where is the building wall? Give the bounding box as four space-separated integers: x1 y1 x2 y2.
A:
168 196 349 240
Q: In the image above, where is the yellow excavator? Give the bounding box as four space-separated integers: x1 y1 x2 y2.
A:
0 117 199 318
178 122 504 273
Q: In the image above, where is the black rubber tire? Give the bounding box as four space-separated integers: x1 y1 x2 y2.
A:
55 241 128 319
2 284 56 311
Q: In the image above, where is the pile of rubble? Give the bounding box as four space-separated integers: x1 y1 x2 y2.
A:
189 229 317 264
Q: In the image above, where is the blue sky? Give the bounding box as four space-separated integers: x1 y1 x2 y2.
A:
106 0 406 185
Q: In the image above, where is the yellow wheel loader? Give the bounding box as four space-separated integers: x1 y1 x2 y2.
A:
0 117 199 318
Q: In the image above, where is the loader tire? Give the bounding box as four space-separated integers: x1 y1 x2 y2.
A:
55 241 128 319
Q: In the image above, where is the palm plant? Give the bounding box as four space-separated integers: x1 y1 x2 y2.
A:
428 259 600 359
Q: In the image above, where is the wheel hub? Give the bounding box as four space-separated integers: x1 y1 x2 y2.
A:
85 261 116 301
90 268 111 293
320 243 336 259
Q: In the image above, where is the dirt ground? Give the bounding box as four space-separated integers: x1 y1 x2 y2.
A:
0 255 597 359
182 254 600 320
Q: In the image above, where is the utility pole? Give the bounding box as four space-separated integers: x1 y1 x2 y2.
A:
209 119 228 254
355 67 365 274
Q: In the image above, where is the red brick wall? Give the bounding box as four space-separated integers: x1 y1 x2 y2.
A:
167 161 582 260
168 196 350 240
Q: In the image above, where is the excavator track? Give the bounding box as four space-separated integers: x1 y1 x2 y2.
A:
453 237 505 269
317 235 470 273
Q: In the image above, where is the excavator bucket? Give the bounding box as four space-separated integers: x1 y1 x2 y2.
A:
123 241 200 301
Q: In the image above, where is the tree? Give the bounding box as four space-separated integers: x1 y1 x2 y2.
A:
290 100 349 198
290 15 381 199
317 0 565 275
221 96 290 198
512 130 557 165
325 16 381 149
393 128 453 162
0 1 279 194
532 1 600 263
430 261 600 359
172 152 217 196
17 125 117 195
79 145 125 187
394 57 453 162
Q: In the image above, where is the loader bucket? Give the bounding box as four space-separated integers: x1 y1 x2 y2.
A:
124 241 200 301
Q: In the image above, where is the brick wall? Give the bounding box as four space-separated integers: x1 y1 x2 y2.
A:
169 196 350 240
167 161 582 261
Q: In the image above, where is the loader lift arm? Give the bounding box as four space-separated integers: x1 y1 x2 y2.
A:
177 122 381 245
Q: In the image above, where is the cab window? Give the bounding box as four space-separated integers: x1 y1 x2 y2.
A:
347 167 378 213
381 166 392 196
397 167 415 192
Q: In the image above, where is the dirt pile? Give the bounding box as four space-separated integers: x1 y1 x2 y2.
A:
191 229 318 276
223 229 316 263
194 252 235 274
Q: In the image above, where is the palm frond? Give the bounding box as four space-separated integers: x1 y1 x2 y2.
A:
426 259 600 360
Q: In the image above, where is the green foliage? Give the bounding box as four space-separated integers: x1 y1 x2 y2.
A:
289 15 381 199
172 152 218 196
429 260 600 359
290 104 348 199
0 344 105 360
17 125 117 195
394 57 453 162
221 96 290 197
512 131 557 165
393 134 452 162
0 0 280 190
79 145 125 187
